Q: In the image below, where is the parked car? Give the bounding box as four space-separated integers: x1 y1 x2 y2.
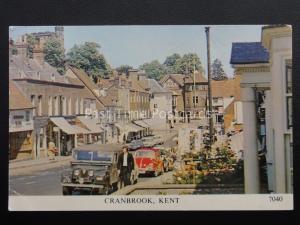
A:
141 136 156 147
128 139 144 150
61 144 122 195
135 148 164 177
152 136 164 145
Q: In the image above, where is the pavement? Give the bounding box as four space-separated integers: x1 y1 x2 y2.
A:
10 156 72 170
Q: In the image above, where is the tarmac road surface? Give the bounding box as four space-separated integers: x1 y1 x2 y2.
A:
9 165 169 196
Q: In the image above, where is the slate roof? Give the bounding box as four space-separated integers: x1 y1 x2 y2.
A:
9 55 67 83
9 81 34 110
148 79 171 93
230 42 269 64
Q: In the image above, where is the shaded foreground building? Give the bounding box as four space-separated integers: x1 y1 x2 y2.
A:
9 81 35 160
231 25 292 193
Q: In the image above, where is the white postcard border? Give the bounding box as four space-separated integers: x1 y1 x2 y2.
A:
9 194 293 211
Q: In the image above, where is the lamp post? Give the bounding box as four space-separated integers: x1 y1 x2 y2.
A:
205 27 213 148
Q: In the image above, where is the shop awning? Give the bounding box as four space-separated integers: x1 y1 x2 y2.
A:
72 125 91 134
133 120 150 128
114 122 144 133
127 123 144 132
50 117 89 135
77 116 104 133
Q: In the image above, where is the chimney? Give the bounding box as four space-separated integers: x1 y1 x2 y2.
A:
32 45 44 65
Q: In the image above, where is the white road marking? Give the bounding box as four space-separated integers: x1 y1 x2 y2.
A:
25 181 36 185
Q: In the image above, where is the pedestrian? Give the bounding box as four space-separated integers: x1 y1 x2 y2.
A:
117 145 135 188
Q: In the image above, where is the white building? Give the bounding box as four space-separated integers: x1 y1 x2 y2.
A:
141 79 173 130
231 25 292 193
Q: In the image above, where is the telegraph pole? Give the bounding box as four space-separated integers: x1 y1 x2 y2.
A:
205 27 213 147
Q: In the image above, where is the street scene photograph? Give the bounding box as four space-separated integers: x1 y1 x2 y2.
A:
8 25 293 197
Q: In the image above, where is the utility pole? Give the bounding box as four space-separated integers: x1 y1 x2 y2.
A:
205 27 213 148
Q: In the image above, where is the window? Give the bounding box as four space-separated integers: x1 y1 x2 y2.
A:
25 111 30 121
48 96 52 116
75 98 79 114
13 115 24 119
287 96 293 129
54 96 58 115
31 95 35 116
286 65 292 93
68 97 72 115
285 63 293 129
38 95 42 116
192 96 199 104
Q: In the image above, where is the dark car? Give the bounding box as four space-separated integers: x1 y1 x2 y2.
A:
128 139 144 150
61 144 122 195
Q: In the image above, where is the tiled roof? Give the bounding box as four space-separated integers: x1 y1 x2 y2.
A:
211 75 241 101
9 81 34 110
130 79 148 93
169 74 184 86
68 66 106 109
184 71 208 84
230 42 269 64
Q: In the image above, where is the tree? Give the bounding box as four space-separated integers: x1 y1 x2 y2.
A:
26 34 38 58
139 60 166 80
67 42 112 82
163 53 181 73
174 53 204 75
44 38 65 74
212 59 227 80
116 65 133 75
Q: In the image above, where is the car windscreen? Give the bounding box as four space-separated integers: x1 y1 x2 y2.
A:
136 150 155 158
73 150 112 162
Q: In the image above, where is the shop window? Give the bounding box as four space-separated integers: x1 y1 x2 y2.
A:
286 96 293 129
286 65 292 94
25 111 30 121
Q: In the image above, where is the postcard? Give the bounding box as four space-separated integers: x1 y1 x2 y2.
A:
8 25 293 211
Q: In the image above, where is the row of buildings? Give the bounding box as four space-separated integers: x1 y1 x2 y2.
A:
9 26 243 163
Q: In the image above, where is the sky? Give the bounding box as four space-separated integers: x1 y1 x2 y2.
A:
9 25 263 77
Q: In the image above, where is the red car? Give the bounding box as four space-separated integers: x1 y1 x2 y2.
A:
135 148 164 177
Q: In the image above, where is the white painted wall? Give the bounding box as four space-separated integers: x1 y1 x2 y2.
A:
9 109 34 132
234 101 243 124
269 35 292 193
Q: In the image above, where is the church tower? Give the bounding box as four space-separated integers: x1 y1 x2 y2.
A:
55 26 64 49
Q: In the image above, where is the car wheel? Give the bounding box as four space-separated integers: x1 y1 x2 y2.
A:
62 186 72 195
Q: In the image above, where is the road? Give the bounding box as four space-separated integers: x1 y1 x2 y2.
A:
9 130 178 196
9 164 173 195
